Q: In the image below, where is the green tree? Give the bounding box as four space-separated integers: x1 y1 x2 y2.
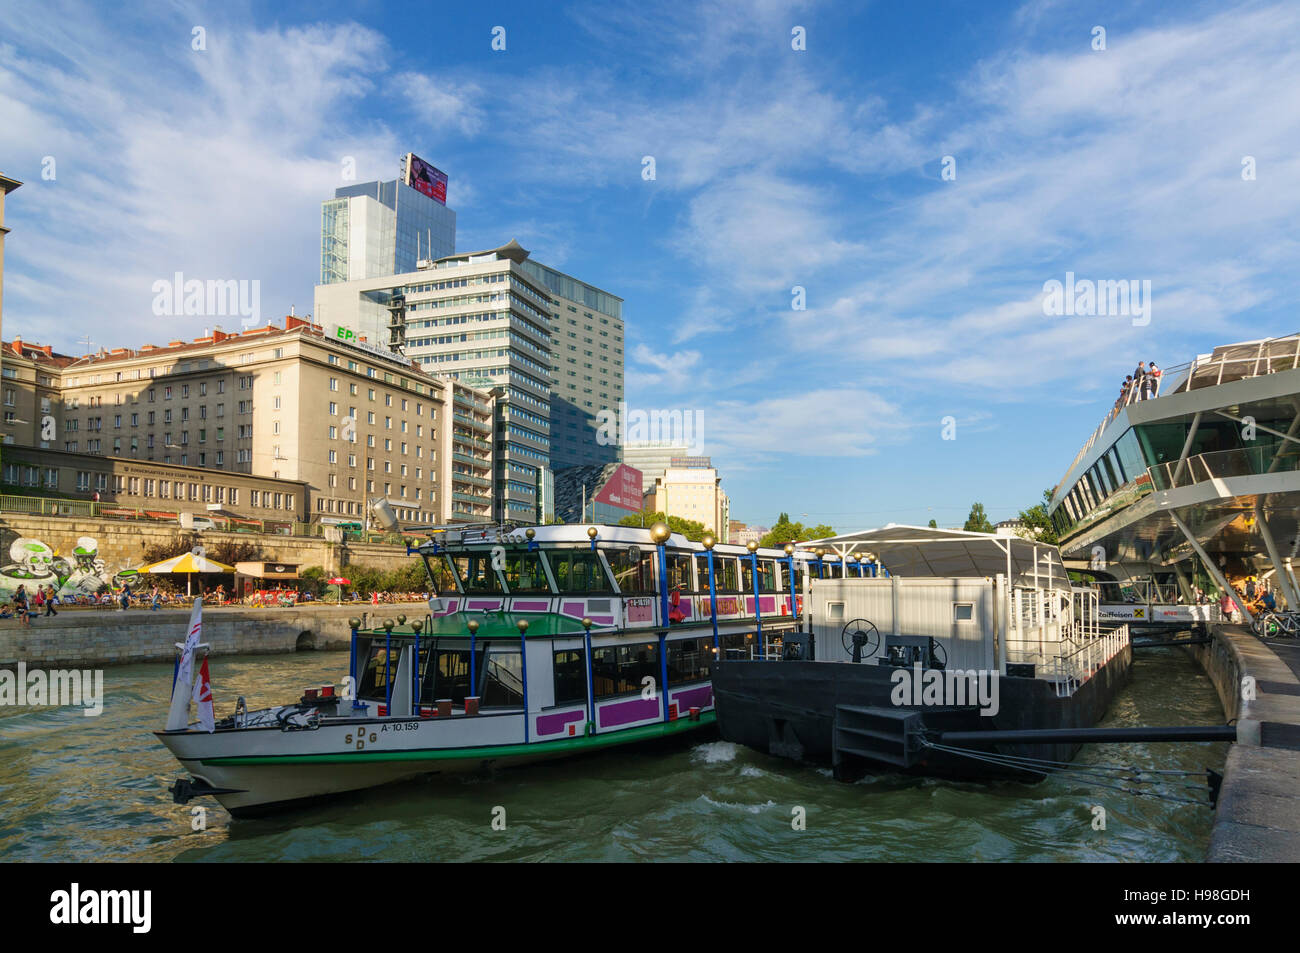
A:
616 509 709 541
758 512 835 548
1015 489 1060 545
927 519 938 528
963 502 994 533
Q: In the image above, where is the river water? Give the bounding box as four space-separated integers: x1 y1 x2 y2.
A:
0 645 1226 862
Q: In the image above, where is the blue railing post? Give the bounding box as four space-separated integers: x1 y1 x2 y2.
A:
517 618 530 742
583 618 595 735
706 548 719 652
383 623 393 713
748 549 763 659
656 543 670 626
659 632 670 722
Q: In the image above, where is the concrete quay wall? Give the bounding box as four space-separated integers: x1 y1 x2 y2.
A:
1187 624 1300 862
0 604 417 668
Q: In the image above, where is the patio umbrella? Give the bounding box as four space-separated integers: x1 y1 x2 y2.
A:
327 577 351 604
139 552 236 596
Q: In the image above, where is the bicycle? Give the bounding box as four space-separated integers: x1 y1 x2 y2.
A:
1251 610 1300 638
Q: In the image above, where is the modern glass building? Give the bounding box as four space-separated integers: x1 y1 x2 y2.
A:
320 178 456 286
518 258 624 471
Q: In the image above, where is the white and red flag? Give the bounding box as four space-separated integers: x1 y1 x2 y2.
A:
165 597 204 730
192 656 215 733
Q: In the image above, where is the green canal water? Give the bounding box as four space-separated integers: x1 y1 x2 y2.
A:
0 646 1227 862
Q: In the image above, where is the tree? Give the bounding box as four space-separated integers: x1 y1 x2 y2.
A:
208 538 266 566
758 512 835 548
927 519 938 528
142 534 200 563
617 509 710 541
963 502 994 534
1015 489 1059 545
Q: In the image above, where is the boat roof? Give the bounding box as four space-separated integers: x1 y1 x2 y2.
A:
799 524 1070 588
365 611 611 640
416 523 796 559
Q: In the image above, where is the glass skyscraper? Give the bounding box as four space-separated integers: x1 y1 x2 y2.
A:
320 178 456 285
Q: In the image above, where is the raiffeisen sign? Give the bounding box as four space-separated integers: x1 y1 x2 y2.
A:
331 325 410 368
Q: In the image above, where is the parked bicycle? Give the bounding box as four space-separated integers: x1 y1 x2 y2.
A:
1251 610 1300 638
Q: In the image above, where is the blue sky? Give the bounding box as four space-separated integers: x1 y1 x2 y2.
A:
3 0 1298 529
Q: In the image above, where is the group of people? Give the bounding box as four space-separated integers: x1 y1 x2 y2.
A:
0 584 61 624
1115 360 1162 411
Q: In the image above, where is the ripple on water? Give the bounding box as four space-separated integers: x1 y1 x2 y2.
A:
0 648 1225 861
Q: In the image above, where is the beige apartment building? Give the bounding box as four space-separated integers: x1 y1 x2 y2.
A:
2 317 495 528
644 462 730 535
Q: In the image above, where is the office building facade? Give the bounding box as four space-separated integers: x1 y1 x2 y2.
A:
517 258 624 471
2 317 499 529
315 240 552 523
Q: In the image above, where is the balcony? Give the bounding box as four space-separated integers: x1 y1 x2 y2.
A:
1148 444 1300 491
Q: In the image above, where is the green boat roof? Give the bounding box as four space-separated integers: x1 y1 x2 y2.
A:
364 611 606 641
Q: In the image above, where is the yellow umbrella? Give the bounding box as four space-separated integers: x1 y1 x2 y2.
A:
139 553 236 596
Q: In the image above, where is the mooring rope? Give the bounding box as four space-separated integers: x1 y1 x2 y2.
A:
918 739 1215 805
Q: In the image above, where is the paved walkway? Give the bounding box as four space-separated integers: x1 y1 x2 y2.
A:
1206 626 1300 862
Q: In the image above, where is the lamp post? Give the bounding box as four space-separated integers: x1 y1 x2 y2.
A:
348 616 363 710
382 617 395 713
467 618 479 698
784 543 797 620
650 521 671 627
747 540 763 659
702 531 719 654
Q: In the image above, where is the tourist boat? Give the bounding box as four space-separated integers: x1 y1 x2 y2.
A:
156 522 802 816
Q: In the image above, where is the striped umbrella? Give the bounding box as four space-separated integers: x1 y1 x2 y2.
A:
139 553 236 596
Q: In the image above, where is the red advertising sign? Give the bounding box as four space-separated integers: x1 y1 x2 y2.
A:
594 464 643 512
405 153 448 205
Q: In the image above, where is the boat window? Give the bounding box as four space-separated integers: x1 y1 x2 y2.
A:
695 555 739 592
664 552 693 591
358 640 400 700
552 649 588 706
422 555 459 594
450 552 501 593
666 637 713 684
420 642 484 704
499 550 551 593
481 648 524 708
953 603 975 623
591 641 659 699
550 550 613 593
605 546 655 593
824 561 843 578
757 559 778 592
720 631 756 660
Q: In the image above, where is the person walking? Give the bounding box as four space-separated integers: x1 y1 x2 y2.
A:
43 585 58 617
13 585 30 627
150 584 161 611
1133 362 1147 401
119 583 131 612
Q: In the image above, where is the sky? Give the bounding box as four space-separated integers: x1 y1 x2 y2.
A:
2 0 1298 530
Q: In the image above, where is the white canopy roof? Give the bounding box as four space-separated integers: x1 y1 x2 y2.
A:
801 524 1070 590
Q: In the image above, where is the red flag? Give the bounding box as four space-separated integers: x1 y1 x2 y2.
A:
192 656 215 733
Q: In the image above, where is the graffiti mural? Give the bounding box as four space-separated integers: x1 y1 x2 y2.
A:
0 536 135 601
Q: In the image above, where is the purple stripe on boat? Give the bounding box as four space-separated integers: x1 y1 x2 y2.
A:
512 600 549 611
561 601 585 617
672 684 713 711
598 697 661 728
536 708 586 736
467 600 501 610
587 615 614 625
759 596 777 613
